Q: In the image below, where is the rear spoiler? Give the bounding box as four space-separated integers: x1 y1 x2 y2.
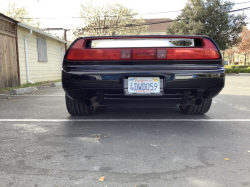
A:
83 35 205 40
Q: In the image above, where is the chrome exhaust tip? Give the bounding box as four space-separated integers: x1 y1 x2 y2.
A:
84 98 92 107
195 98 202 106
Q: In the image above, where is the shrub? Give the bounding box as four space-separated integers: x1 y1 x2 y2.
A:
225 65 235 69
226 68 250 73
226 69 235 73
234 69 240 73
241 69 250 73
226 69 232 73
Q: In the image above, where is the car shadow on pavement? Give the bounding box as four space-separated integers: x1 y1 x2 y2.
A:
66 106 213 120
62 105 215 141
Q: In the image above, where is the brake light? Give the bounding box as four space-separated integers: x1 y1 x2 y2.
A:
159 39 220 60
166 48 204 60
67 39 129 61
203 38 220 60
66 39 85 60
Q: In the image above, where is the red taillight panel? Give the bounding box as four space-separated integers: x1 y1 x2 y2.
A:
67 40 130 60
82 49 122 60
166 48 204 60
203 38 220 60
66 38 220 61
66 39 85 60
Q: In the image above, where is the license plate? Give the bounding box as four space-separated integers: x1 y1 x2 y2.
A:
128 77 160 94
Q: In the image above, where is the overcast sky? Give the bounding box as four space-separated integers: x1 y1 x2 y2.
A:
0 0 249 34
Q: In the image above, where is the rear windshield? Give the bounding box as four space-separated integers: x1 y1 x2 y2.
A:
91 38 195 48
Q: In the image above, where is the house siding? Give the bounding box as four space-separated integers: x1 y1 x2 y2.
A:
17 26 64 84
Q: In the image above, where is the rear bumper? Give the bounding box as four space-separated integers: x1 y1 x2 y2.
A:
62 64 225 105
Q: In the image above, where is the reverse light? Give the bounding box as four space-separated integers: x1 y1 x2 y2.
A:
157 50 167 58
120 50 131 59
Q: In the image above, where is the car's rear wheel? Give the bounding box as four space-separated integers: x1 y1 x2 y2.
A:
179 99 212 115
65 94 94 116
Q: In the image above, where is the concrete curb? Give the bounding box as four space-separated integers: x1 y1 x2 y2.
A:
51 82 62 87
10 87 38 95
226 73 250 76
238 73 250 76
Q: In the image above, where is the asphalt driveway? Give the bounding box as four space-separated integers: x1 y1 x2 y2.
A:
0 75 249 187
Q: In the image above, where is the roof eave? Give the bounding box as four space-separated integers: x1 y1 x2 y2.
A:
0 13 18 24
17 22 66 43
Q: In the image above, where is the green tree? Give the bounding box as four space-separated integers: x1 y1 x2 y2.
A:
166 0 246 50
5 3 40 28
73 2 148 37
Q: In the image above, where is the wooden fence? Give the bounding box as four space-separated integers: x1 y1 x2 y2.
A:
0 18 19 89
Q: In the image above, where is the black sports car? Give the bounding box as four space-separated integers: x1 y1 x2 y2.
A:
62 35 225 115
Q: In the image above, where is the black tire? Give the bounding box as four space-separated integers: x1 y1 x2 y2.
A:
65 94 94 116
179 99 212 115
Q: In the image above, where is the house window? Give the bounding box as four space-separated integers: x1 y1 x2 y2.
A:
36 36 48 62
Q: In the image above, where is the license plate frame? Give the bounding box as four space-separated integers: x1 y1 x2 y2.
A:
124 77 164 96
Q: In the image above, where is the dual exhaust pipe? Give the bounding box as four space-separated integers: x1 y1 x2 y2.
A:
179 98 203 106
195 98 203 106
86 97 203 107
84 97 98 107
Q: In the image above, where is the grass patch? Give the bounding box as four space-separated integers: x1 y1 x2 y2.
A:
0 79 61 93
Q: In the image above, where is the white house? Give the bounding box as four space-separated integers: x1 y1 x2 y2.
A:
0 13 66 88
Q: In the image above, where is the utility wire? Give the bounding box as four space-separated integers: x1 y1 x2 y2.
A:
228 6 250 12
235 1 250 5
19 6 250 31
75 7 250 30
18 4 250 20
123 1 250 16
124 10 182 16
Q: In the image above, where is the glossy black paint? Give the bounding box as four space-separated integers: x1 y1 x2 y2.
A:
62 35 225 106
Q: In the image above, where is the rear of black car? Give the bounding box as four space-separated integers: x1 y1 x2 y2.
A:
62 35 225 115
